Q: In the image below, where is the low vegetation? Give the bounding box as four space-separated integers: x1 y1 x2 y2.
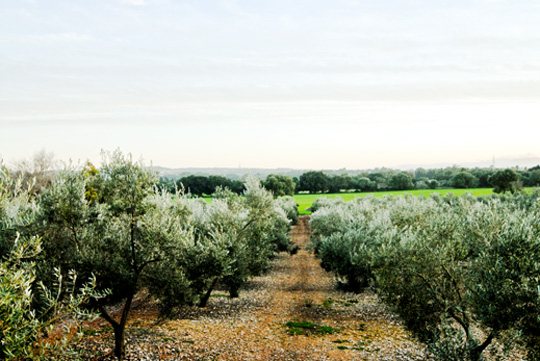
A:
294 187 536 215
285 321 337 336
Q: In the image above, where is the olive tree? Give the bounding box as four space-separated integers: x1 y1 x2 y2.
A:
37 152 192 360
275 196 298 225
146 179 294 309
36 152 294 359
468 208 540 360
0 165 38 256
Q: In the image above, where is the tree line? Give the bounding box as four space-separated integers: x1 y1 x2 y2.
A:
161 166 540 197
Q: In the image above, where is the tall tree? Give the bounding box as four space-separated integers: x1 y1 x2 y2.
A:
389 172 414 190
298 171 330 193
451 171 478 189
263 174 295 197
490 169 522 193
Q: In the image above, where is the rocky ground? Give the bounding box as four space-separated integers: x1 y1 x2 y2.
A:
75 217 431 360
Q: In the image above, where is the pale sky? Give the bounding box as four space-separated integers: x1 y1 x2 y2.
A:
1 0 540 169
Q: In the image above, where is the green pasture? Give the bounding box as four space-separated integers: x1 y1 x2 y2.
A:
294 188 535 215
203 187 537 215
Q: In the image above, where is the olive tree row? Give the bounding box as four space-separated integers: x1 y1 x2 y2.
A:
1 152 296 360
310 193 540 360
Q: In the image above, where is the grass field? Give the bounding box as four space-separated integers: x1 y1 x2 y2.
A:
293 187 536 215
203 187 537 215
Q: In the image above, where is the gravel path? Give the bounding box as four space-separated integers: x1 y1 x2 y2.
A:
77 216 429 360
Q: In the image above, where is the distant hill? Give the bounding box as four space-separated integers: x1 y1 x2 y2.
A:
397 155 540 170
149 167 308 180
151 155 540 179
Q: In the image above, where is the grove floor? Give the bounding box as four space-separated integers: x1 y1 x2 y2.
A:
78 217 428 360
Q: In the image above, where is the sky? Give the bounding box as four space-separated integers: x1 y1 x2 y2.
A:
1 0 540 169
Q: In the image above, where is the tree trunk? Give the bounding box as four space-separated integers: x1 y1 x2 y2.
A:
468 332 494 361
198 278 218 307
229 285 239 298
100 290 136 361
113 324 126 361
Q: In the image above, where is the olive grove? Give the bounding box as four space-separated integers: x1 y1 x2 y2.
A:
310 193 540 360
0 152 297 360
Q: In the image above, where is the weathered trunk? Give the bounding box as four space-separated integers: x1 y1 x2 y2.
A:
198 278 218 307
468 332 494 361
229 285 240 298
100 290 135 361
113 324 126 360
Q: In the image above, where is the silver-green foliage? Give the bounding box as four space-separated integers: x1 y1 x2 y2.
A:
32 155 293 358
310 193 540 360
0 236 100 360
0 165 38 256
2 154 294 359
275 196 298 225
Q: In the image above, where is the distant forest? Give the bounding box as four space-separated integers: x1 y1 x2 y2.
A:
159 166 540 196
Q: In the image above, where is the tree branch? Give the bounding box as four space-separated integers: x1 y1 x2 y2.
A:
99 305 119 328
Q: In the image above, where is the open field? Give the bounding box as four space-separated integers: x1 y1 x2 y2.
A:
294 187 537 215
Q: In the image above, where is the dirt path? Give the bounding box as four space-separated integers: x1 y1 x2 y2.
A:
83 216 427 360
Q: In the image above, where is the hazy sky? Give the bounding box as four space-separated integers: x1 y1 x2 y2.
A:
1 0 540 169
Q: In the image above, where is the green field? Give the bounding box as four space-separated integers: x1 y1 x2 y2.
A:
294 188 535 215
203 187 537 215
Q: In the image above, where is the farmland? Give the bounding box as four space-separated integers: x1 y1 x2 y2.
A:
2 154 540 360
3 0 540 359
309 192 540 360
